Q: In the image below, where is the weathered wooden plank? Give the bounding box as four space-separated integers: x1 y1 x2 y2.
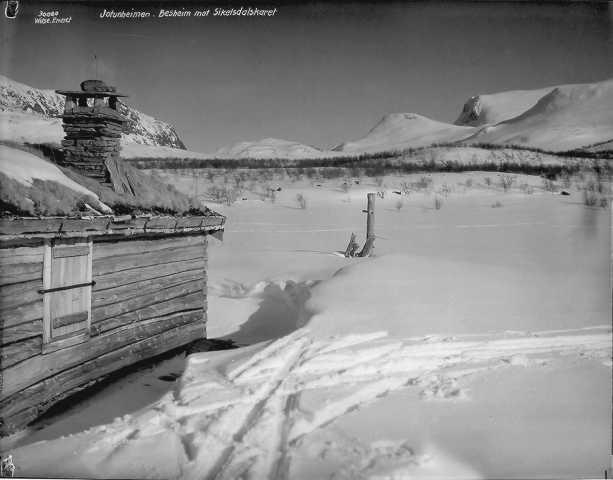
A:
106 216 148 232
0 218 63 236
0 279 42 308
93 278 204 324
94 258 205 291
1 319 204 434
53 245 90 258
42 331 89 355
92 243 204 276
93 268 203 308
0 319 42 345
0 300 43 330
145 217 177 230
1 309 205 399
176 217 204 228
93 291 203 334
61 218 110 233
0 216 223 238
53 311 88 329
0 245 44 265
1 336 42 369
0 262 42 286
93 234 204 260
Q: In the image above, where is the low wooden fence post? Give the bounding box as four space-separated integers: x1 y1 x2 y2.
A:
358 193 375 257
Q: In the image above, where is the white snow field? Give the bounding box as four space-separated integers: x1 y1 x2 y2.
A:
9 172 611 479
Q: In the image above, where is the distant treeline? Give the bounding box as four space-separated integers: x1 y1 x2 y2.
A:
125 142 613 172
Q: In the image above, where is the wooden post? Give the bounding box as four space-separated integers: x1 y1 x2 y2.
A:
358 193 375 257
365 192 375 240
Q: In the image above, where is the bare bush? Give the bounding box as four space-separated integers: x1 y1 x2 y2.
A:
296 193 307 209
559 172 572 189
519 182 534 194
580 175 610 208
375 176 385 187
395 199 404 211
207 185 239 206
500 174 514 192
439 183 451 197
583 189 598 206
399 181 411 195
465 178 473 188
415 176 433 190
541 178 557 193
484 176 492 187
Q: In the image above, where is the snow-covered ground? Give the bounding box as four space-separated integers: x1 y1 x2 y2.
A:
8 172 611 479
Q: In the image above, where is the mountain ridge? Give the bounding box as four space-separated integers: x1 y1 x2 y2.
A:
0 74 187 150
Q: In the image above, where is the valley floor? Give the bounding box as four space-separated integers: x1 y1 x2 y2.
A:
7 172 612 479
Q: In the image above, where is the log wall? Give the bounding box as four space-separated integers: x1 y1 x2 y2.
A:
0 233 208 435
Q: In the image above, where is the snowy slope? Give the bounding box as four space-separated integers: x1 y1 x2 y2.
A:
335 113 476 154
466 79 613 151
120 142 211 160
455 86 554 126
215 137 332 159
0 74 186 149
0 110 63 145
0 145 111 212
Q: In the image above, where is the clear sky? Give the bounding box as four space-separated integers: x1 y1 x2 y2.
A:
2 1 612 153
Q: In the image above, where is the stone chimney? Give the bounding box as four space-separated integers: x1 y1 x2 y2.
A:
56 80 128 183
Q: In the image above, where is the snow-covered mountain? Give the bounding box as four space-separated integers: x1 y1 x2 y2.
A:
2 74 611 159
215 137 332 159
465 79 613 151
335 79 613 154
0 74 186 149
455 86 553 127
334 113 476 154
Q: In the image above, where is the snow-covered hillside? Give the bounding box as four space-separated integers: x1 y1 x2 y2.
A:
466 79 613 151
2 74 611 159
455 86 553 126
0 74 186 149
334 113 476 154
215 137 332 159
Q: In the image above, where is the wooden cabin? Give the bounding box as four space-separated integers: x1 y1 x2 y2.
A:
0 80 225 435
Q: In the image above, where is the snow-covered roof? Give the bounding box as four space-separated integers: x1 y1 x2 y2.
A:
0 144 224 224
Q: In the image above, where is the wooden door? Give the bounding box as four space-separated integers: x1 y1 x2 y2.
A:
42 240 93 350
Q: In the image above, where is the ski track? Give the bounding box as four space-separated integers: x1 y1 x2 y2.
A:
38 325 611 480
